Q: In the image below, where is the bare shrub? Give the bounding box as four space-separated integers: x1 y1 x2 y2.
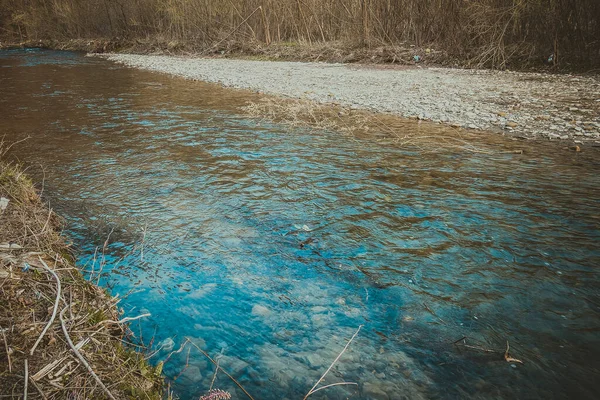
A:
0 0 598 69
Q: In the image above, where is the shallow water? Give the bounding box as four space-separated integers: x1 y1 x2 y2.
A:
1 49 600 399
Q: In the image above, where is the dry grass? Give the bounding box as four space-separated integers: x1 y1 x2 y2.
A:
0 152 165 399
1 0 599 70
242 97 509 155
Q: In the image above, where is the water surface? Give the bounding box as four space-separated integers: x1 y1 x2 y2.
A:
1 49 599 400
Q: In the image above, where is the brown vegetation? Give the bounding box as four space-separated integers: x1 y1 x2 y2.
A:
243 97 519 154
0 149 165 399
0 0 598 70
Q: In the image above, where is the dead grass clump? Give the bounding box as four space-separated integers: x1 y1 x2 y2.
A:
0 154 165 399
243 97 498 154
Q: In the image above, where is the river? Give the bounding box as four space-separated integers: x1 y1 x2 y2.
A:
1 48 599 399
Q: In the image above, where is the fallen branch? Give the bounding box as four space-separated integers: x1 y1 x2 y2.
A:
304 325 362 399
423 302 445 324
59 308 117 400
30 256 61 356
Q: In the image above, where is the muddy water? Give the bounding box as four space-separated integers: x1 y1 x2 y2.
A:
1 49 599 400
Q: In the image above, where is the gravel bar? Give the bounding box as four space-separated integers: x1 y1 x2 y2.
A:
100 54 600 143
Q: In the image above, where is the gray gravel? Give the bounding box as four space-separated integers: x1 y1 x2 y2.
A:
98 54 600 143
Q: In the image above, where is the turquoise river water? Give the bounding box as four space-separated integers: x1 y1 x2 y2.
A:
1 49 599 399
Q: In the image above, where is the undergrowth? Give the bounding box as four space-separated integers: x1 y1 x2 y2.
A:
0 149 166 399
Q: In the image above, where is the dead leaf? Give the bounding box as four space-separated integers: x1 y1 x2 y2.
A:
0 197 8 211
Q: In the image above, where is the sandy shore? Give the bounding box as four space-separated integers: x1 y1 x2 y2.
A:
98 54 600 144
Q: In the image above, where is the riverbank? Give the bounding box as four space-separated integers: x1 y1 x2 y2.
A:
97 53 600 145
0 154 164 399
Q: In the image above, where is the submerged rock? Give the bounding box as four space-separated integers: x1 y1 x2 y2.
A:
362 382 390 400
188 283 217 299
252 304 272 317
178 366 202 385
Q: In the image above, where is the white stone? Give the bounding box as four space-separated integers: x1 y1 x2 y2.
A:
252 304 272 317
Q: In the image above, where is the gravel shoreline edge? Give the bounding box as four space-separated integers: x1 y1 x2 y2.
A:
96 53 600 146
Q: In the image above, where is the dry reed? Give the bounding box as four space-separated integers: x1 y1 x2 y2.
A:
0 0 598 69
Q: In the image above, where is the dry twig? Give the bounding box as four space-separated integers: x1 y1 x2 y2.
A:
304 325 362 399
30 256 62 356
59 308 117 400
24 359 29 400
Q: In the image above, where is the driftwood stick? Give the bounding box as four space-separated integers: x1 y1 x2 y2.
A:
304 325 362 399
30 256 62 356
59 308 117 400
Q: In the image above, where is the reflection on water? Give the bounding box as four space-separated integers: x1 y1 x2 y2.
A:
1 49 600 399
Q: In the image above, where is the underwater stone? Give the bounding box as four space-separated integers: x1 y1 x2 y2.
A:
188 283 217 299
252 304 272 317
305 353 325 369
362 381 390 400
178 366 203 384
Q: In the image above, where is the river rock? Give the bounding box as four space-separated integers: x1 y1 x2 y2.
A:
305 353 325 369
252 304 272 317
177 366 202 385
217 354 249 374
188 283 217 299
362 381 390 400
